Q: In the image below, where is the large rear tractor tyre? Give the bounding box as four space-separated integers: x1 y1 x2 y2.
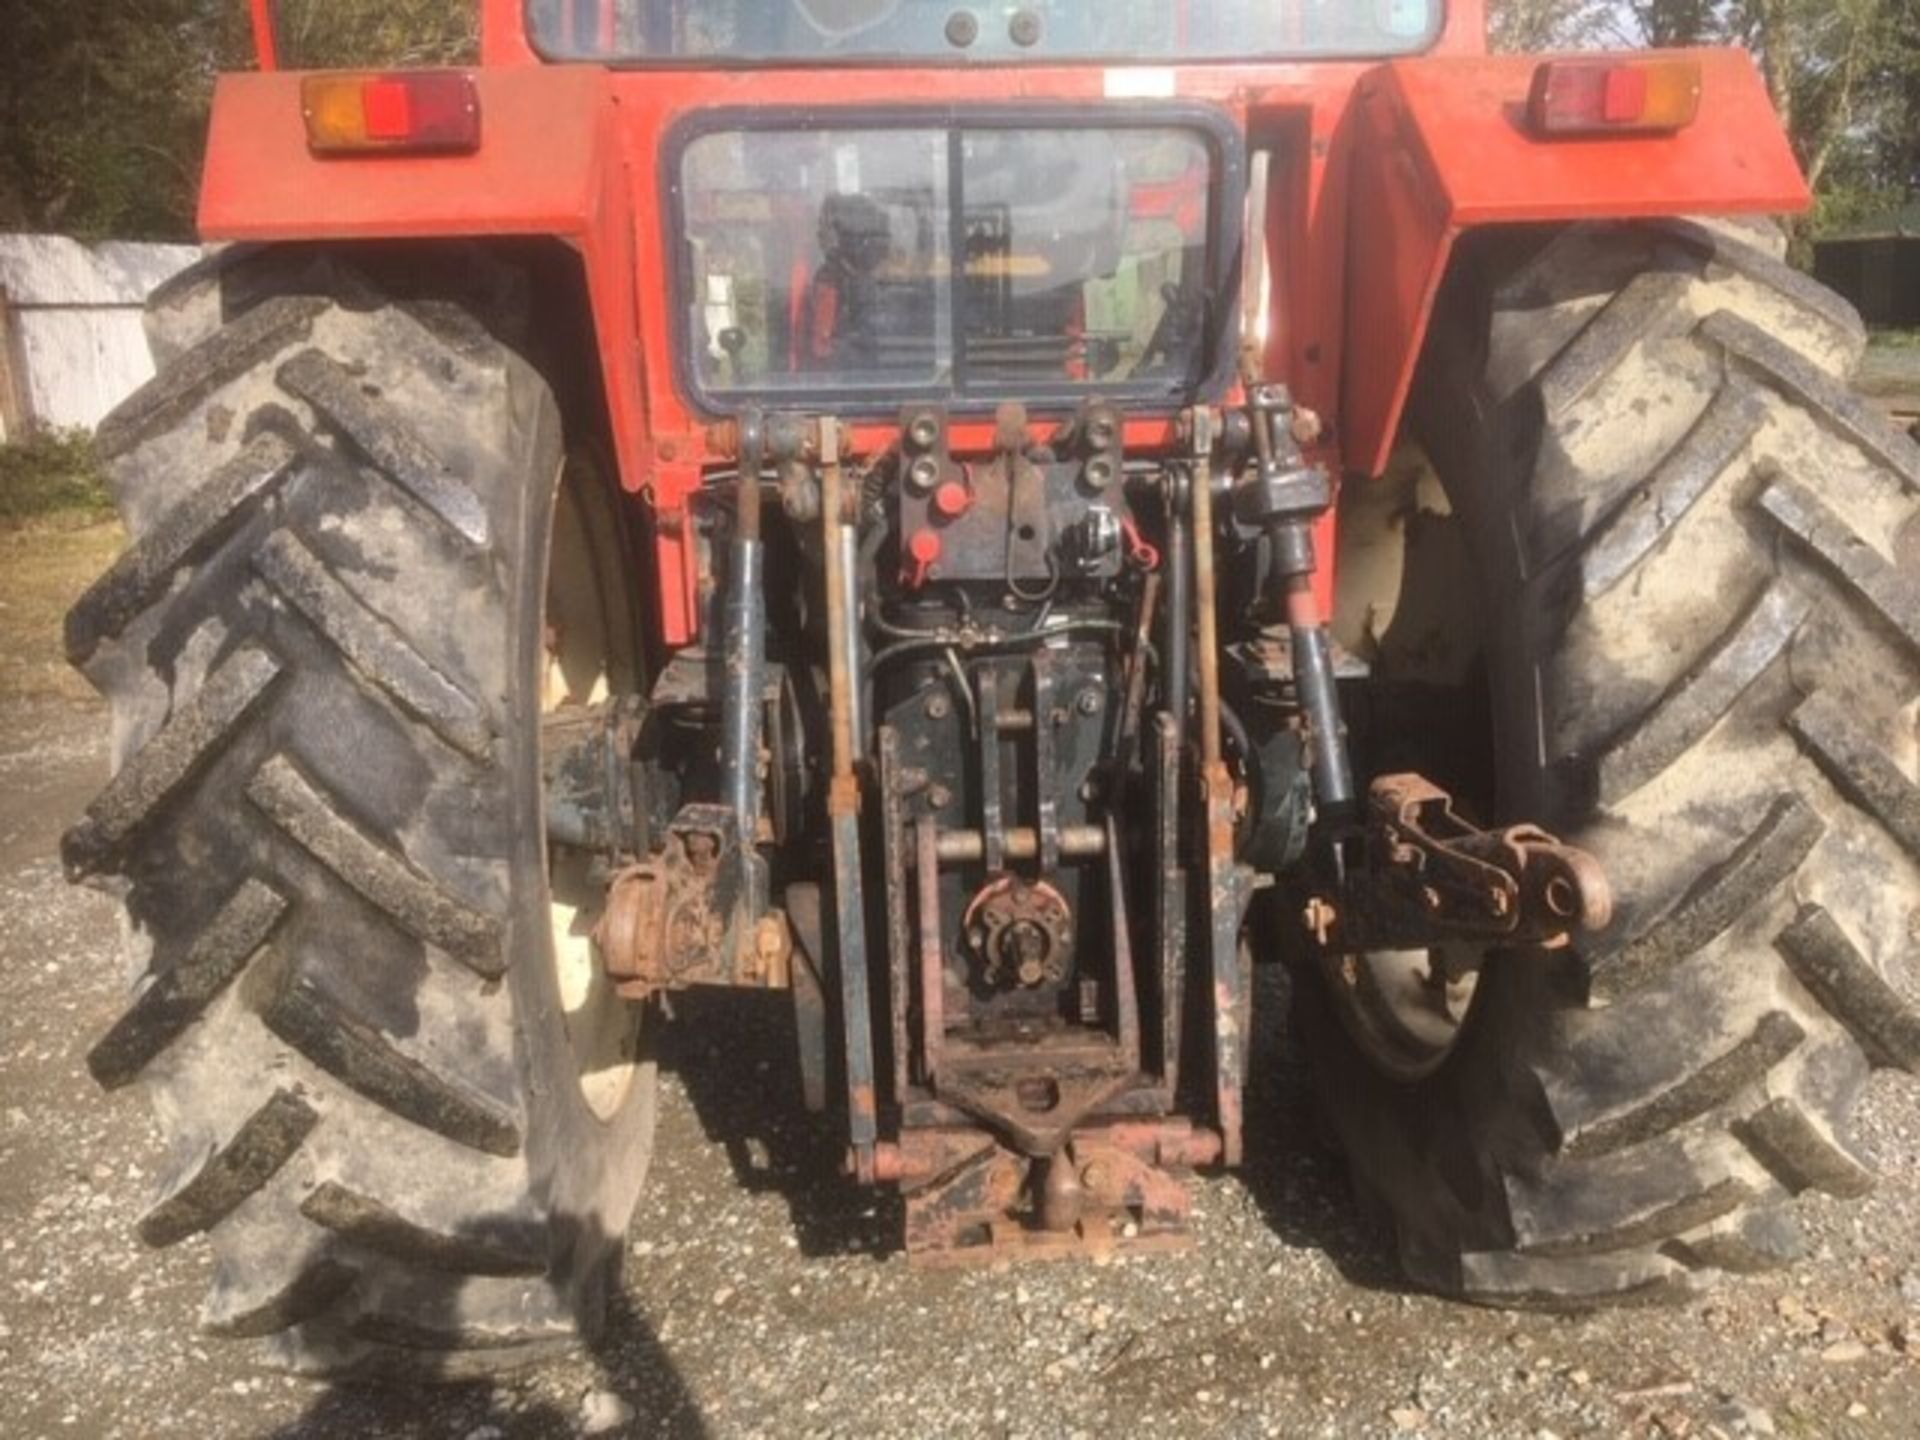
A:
64 251 655 1373
1304 220 1920 1306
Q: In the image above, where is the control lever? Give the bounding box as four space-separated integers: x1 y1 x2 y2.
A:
721 410 769 923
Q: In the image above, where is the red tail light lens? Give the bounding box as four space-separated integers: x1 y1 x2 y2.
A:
302 72 481 155
1528 60 1703 137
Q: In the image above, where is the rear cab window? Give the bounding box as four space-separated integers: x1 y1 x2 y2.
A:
527 0 1442 64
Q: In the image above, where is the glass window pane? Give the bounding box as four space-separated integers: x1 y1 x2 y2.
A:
530 1 1442 63
959 129 1211 389
678 123 1219 407
681 129 953 396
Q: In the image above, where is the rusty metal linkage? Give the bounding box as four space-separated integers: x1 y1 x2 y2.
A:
1321 774 1614 953
596 805 796 997
1189 407 1253 1169
821 417 882 1179
887 1119 1222 1267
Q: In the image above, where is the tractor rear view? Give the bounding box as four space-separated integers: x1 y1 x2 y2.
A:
63 0 1920 1374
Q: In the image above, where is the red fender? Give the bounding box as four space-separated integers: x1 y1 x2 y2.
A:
1339 48 1810 478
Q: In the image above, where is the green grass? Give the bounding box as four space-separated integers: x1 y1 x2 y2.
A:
1868 328 1920 351
0 519 124 702
0 429 122 699
0 429 113 529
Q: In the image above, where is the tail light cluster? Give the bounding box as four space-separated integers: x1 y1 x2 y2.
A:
1528 59 1704 137
295 59 1695 156
302 72 482 155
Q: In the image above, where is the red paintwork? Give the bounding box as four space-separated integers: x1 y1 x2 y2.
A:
206 1 1807 647
1341 47 1807 476
249 0 277 70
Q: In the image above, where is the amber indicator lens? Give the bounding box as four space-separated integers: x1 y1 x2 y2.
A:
302 72 481 155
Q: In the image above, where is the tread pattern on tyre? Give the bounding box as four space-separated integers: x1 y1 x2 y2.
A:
69 252 653 1374
1663 1204 1806 1275
1494 230 1916 1300
86 879 290 1089
94 297 327 462
1325 218 1920 1312
1588 794 1825 1004
245 755 504 976
66 432 299 667
63 646 285 878
1775 906 1920 1074
276 348 492 546
140 1087 322 1247
252 531 496 760
298 1181 548 1277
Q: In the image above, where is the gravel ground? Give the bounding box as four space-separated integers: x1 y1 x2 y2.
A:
4 685 1920 1439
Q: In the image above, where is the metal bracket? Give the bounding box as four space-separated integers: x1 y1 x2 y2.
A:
1315 775 1614 953
596 805 793 997
890 1119 1220 1267
541 699 648 858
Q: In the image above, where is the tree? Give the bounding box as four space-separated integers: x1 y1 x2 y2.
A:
1624 0 1720 47
1587 0 1920 237
0 1 475 242
1489 0 1617 52
272 0 478 71
0 2 252 240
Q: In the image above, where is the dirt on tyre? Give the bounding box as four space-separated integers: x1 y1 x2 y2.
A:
1303 219 1920 1307
64 251 655 1374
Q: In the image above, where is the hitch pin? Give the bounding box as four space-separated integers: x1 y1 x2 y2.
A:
1120 513 1162 571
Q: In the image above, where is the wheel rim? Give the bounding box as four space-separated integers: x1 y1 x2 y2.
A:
1321 942 1482 1082
542 457 644 1122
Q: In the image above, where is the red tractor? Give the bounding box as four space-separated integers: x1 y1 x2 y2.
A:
64 0 1919 1375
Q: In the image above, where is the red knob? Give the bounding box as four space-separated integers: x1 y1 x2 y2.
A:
932 480 973 520
906 529 943 588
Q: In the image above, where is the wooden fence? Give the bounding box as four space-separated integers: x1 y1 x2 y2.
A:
0 234 205 442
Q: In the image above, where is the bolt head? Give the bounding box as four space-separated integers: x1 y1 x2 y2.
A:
907 455 942 493
907 412 942 450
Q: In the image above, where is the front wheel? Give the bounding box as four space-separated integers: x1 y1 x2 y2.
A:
66 251 656 1373
1305 219 1920 1307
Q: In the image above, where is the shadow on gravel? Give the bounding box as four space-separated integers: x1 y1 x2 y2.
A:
663 962 1401 1295
269 1215 709 1439
1233 964 1413 1297
266 960 1398 1438
659 988 901 1261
